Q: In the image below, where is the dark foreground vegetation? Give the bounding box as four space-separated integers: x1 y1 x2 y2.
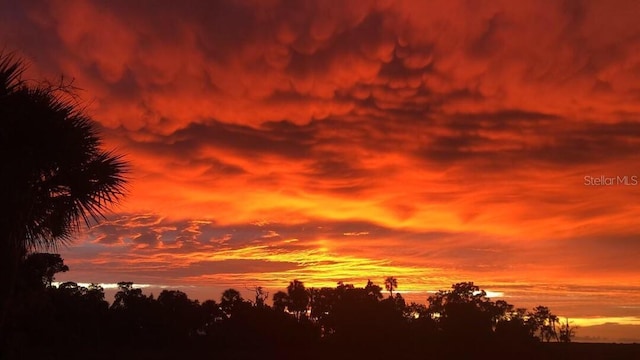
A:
6 253 639 360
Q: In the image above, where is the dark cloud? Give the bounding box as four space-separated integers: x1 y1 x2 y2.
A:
147 120 315 160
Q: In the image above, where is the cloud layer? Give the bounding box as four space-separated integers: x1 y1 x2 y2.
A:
2 0 640 341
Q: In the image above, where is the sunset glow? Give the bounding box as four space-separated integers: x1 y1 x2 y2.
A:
3 0 640 343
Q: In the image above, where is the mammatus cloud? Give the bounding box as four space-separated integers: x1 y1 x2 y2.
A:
2 0 640 342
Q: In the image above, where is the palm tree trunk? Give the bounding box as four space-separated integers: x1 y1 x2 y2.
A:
0 234 22 349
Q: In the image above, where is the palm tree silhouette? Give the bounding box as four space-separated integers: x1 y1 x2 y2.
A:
0 53 127 333
384 277 398 298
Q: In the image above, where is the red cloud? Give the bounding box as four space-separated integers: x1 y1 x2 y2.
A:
3 0 640 340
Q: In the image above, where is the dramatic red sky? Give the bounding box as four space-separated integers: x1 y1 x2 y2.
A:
2 0 640 342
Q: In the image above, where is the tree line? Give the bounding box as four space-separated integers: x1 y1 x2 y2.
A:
3 252 575 359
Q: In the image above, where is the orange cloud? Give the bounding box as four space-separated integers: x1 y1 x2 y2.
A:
3 0 640 342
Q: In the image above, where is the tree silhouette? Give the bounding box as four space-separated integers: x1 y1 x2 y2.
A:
111 282 149 310
308 287 338 335
19 253 69 289
286 280 309 320
85 283 106 304
558 317 576 343
157 290 200 339
389 292 406 312
0 53 127 334
220 288 245 317
364 279 383 300
200 299 224 334
529 305 559 342
57 281 85 296
384 276 398 298
404 302 429 320
249 286 268 308
272 291 289 312
428 282 499 344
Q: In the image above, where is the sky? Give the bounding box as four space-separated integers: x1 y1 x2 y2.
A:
2 0 640 343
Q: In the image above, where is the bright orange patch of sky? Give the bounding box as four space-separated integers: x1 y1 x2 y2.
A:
2 0 640 343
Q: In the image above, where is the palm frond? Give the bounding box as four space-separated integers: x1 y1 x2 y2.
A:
0 51 26 95
0 52 129 254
